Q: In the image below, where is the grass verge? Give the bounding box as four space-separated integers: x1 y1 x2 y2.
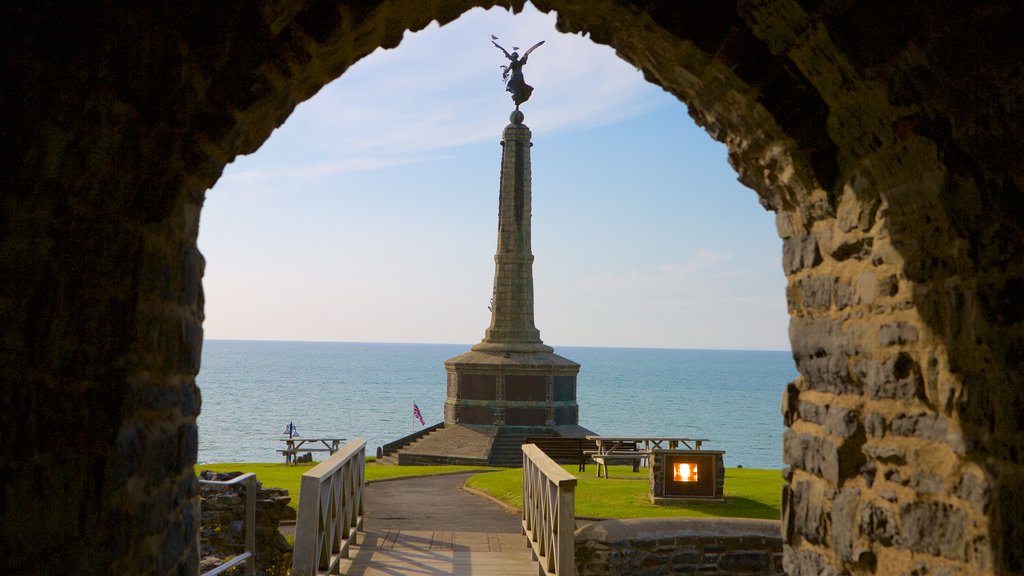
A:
197 462 498 511
465 465 783 520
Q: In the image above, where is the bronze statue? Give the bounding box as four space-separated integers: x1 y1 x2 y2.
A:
492 38 544 108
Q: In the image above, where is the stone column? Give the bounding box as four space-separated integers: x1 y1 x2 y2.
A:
473 113 552 354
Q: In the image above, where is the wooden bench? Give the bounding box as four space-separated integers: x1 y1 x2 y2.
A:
586 442 646 478
278 448 334 464
525 437 598 471
277 437 345 464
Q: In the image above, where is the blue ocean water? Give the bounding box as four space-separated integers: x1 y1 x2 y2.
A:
197 340 797 469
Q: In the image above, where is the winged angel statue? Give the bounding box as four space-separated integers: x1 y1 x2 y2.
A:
492 37 545 108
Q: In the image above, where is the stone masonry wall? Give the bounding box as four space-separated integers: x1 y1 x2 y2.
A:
198 471 294 576
2 1 1021 574
575 518 783 576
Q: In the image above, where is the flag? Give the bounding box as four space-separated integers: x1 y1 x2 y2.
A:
413 402 425 426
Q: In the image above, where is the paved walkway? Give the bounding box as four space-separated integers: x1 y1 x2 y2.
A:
336 471 537 575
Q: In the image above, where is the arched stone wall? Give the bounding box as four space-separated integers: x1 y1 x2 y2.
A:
2 1 1020 574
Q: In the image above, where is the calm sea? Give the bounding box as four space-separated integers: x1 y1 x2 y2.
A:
197 340 797 469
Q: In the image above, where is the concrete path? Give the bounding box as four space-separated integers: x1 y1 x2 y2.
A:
363 471 521 532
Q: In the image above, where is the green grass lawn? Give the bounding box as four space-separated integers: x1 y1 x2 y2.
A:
465 465 783 520
197 462 498 510
198 462 782 520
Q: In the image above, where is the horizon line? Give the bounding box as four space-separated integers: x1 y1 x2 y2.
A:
202 337 793 354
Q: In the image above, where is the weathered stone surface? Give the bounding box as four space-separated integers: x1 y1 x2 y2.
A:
897 501 967 560
790 317 863 395
784 234 823 274
199 471 293 576
856 352 924 400
793 480 828 544
878 322 920 346
783 547 836 576
955 471 990 514
859 501 897 546
782 381 801 427
575 518 782 576
890 412 950 442
836 176 880 233
798 401 860 438
864 411 886 438
830 487 861 563
800 275 834 309
3 2 1023 575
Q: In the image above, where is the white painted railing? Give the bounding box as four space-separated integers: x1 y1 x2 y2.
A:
522 443 577 576
199 473 257 576
292 438 365 576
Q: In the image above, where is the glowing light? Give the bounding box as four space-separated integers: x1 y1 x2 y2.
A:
673 462 699 482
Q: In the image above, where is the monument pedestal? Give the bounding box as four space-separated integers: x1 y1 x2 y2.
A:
444 350 579 428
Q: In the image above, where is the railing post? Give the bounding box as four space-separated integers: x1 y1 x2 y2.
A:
245 475 256 576
521 443 577 576
198 472 259 576
293 438 366 576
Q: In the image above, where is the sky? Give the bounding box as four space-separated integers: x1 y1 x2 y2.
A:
198 3 791 351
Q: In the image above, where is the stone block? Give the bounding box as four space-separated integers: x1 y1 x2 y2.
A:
797 401 860 438
797 354 860 395
720 550 771 571
671 550 701 566
825 405 860 438
783 547 836 576
833 281 854 310
859 502 896 545
864 411 886 438
836 173 879 233
793 480 828 544
955 471 990 514
799 275 833 309
782 382 801 427
897 501 966 560
783 234 823 273
878 322 919 346
862 441 906 464
855 272 877 305
830 487 860 563
856 352 924 400
890 412 949 442
911 472 945 494
877 274 899 297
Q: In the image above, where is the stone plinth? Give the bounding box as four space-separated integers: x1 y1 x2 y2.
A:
444 350 580 428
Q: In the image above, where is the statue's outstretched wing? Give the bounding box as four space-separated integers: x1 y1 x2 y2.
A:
522 40 545 59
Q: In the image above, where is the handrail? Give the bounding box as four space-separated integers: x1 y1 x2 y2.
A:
522 444 577 576
292 438 366 576
199 472 257 576
380 422 444 457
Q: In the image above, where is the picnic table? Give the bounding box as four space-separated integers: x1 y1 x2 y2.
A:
585 436 710 478
278 437 346 464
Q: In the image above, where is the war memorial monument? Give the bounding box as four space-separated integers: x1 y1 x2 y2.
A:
385 40 592 467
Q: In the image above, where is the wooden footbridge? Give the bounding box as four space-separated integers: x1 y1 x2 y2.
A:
333 529 538 575
288 439 575 576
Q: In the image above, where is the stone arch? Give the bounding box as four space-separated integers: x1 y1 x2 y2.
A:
2 2 1021 574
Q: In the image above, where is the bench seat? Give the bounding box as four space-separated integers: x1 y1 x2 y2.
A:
589 449 648 478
